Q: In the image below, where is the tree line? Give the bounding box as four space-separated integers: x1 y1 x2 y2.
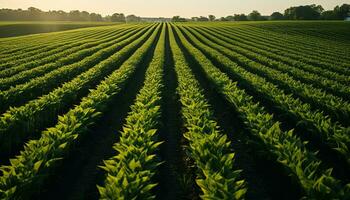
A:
0 3 349 22
173 3 350 22
0 7 142 22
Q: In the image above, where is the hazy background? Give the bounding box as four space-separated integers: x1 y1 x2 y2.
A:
0 0 348 17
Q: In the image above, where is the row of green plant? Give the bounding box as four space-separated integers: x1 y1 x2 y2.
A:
0 25 122 61
210 24 348 68
98 24 165 200
0 40 88 78
172 24 350 199
0 28 100 58
0 25 151 114
186 23 349 76
178 24 350 167
254 22 350 46
196 26 350 99
200 26 350 86
169 24 247 199
229 25 350 69
0 23 161 200
0 27 114 67
185 26 350 125
245 24 350 57
225 26 350 79
193 22 345 59
0 25 156 157
0 26 130 79
250 23 350 52
0 26 141 89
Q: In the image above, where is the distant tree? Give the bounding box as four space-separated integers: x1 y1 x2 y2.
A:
208 15 216 21
80 11 90 21
270 12 284 20
233 14 248 21
45 10 67 20
172 16 187 22
284 7 294 19
284 4 324 20
2 3 348 22
28 7 42 14
69 10 82 21
316 5 325 13
321 10 337 20
126 14 141 22
90 13 103 21
220 17 228 21
27 7 43 20
110 13 126 22
248 10 262 21
172 16 180 22
104 15 111 21
225 15 235 21
0 7 121 21
198 16 209 21
334 4 350 19
191 17 198 21
27 7 41 12
59 10 68 20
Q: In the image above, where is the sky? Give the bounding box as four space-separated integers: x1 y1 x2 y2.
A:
0 0 349 18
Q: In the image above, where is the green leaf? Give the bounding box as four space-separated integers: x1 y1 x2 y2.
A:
33 160 43 172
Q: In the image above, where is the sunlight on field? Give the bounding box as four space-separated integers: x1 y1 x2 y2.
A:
0 6 349 199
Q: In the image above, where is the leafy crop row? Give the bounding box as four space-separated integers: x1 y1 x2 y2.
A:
199 26 350 92
169 24 246 199
178 25 350 164
0 26 134 79
0 27 112 68
185 26 350 125
0 27 141 89
0 25 122 65
0 25 152 113
0 23 161 199
202 26 350 85
173 24 350 199
0 24 156 156
98 24 165 200
222 26 350 71
241 25 350 58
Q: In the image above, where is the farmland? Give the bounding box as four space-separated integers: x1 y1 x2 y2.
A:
0 21 349 199
0 21 117 38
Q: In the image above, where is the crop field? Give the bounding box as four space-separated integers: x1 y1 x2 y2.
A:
0 21 117 38
0 21 349 199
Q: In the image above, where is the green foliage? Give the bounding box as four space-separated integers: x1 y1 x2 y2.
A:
233 14 248 21
0 24 161 199
0 26 138 86
270 12 284 20
169 24 247 199
98 24 165 199
0 21 349 199
0 22 112 38
173 23 349 199
284 4 324 20
248 10 263 21
110 13 126 22
181 24 350 164
172 16 187 22
0 25 154 155
0 26 152 113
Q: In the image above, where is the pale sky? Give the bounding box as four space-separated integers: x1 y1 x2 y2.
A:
0 0 349 18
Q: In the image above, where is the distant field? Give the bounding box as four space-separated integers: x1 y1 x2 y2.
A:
0 21 349 200
0 21 119 37
245 20 350 42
